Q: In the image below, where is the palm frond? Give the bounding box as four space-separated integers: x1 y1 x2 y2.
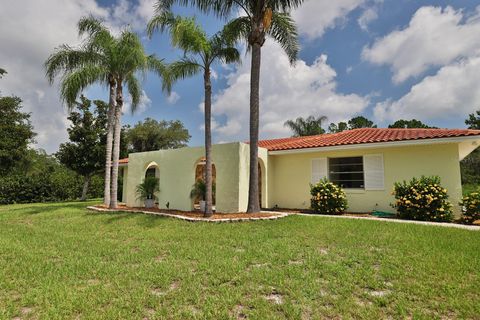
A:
268 12 299 64
169 58 202 82
147 55 171 92
44 45 103 84
60 65 107 110
126 74 142 112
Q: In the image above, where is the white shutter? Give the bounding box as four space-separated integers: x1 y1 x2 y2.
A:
364 154 385 191
311 158 328 184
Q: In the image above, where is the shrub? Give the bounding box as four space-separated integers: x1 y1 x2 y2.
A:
310 179 348 214
460 190 480 225
392 176 453 222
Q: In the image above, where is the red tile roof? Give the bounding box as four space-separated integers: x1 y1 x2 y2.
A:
259 128 480 151
118 128 480 163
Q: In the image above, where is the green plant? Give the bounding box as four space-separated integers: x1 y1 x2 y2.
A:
460 189 480 225
135 176 159 201
392 176 453 222
310 179 348 214
190 180 216 202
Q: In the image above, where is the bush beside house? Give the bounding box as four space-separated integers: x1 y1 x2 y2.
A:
460 190 480 225
392 176 453 222
310 179 348 214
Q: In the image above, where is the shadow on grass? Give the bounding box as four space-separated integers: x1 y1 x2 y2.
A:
2 202 92 215
87 210 169 228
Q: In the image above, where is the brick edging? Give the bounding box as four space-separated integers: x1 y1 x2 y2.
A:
87 206 289 223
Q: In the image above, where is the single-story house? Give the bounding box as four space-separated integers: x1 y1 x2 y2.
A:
119 128 480 215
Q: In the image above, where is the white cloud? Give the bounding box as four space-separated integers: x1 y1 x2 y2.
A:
210 41 369 141
374 54 480 123
0 0 156 153
362 6 480 83
358 7 378 31
167 91 180 105
293 0 367 39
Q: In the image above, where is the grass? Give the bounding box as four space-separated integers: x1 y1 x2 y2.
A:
0 202 479 319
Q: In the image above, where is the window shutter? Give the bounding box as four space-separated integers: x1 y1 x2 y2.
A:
364 154 385 190
311 158 328 184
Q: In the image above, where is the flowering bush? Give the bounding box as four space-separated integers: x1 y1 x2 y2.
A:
460 190 480 225
310 179 348 214
392 176 453 222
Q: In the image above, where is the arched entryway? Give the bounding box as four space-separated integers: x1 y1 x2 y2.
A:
193 158 216 211
142 162 160 207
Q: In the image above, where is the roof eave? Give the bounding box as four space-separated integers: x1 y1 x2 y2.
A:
268 135 480 155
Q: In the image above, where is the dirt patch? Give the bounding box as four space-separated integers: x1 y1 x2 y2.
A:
265 290 284 305
231 305 248 319
367 289 391 297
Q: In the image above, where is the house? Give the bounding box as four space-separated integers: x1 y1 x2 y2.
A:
119 128 480 215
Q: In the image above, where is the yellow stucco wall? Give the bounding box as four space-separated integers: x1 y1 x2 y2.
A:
124 142 248 213
268 143 463 215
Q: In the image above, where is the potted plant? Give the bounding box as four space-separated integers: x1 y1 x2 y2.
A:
136 176 159 208
190 180 215 212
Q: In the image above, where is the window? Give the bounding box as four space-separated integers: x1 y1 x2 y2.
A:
328 157 364 189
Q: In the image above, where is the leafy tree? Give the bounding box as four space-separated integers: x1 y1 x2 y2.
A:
388 119 436 129
328 121 348 133
45 17 169 209
0 68 6 78
461 109 480 186
56 96 107 201
0 96 36 174
155 0 305 213
348 116 377 129
284 115 327 137
127 118 190 153
466 110 480 129
148 13 239 216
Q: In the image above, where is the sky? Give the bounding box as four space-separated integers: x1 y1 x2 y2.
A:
1 0 480 153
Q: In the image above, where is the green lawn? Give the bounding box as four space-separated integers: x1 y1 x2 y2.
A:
0 202 479 319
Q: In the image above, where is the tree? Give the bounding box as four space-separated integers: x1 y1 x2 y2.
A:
0 68 6 78
127 118 190 153
388 119 436 129
45 17 168 209
461 109 480 186
148 12 239 216
56 96 107 201
348 116 377 129
466 110 480 129
284 115 327 137
328 121 348 133
155 0 304 212
0 96 36 174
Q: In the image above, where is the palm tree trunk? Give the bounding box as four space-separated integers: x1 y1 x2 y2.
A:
110 81 123 209
247 42 262 213
103 80 116 206
81 174 91 201
204 67 213 217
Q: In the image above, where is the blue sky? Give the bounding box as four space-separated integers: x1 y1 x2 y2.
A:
2 0 480 152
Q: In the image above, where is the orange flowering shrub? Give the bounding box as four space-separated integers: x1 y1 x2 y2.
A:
460 190 480 225
310 179 348 214
392 176 453 222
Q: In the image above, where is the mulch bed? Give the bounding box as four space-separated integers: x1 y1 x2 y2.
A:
92 204 283 220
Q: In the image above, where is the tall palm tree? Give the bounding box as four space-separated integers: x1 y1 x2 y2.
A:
284 115 328 137
154 0 303 212
45 17 168 209
147 12 240 217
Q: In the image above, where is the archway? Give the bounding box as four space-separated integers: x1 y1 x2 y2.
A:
142 162 160 207
193 157 216 210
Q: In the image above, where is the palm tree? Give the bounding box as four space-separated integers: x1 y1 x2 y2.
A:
284 115 328 137
45 17 168 209
154 0 303 212
147 12 240 217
